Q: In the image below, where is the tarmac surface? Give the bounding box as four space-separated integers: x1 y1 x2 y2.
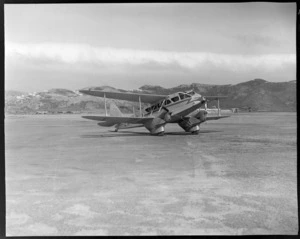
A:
5 112 297 235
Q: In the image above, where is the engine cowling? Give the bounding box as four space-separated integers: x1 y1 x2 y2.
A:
196 110 208 122
163 112 172 122
144 118 166 135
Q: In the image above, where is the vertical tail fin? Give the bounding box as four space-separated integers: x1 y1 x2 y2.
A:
110 102 123 117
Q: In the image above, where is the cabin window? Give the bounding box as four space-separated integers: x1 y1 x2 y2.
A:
185 94 191 98
171 96 180 102
164 99 171 105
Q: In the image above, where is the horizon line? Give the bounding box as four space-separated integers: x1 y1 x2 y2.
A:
5 78 296 93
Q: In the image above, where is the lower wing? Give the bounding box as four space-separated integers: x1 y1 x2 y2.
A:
206 115 230 121
82 115 154 125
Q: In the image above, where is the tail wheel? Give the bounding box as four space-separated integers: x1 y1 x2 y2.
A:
114 124 119 132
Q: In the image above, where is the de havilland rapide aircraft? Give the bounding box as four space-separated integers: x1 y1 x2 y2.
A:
79 88 230 136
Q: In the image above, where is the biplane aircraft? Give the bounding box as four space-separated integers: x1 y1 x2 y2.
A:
79 88 230 136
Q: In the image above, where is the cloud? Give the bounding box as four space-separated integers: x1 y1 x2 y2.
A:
6 42 296 72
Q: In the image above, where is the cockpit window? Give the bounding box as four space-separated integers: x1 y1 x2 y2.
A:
171 96 180 102
180 93 191 99
189 91 195 95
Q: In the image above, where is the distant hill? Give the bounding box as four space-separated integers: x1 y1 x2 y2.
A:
5 90 28 99
5 79 296 114
5 88 140 115
47 88 78 97
140 79 296 112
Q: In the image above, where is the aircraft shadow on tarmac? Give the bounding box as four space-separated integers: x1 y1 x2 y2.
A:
81 130 222 138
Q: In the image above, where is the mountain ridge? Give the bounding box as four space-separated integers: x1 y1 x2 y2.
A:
5 79 296 114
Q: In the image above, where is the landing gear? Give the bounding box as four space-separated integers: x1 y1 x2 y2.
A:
191 130 200 135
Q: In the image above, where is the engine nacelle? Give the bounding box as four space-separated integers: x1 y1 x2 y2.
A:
144 118 166 135
178 117 201 133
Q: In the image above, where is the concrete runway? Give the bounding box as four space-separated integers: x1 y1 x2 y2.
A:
5 112 297 235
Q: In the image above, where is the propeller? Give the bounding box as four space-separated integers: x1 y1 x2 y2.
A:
201 97 208 111
197 109 208 122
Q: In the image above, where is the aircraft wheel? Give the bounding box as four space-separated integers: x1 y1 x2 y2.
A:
156 131 165 136
115 128 118 132
150 125 165 136
189 125 200 134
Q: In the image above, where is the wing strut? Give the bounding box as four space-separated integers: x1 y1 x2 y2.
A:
217 98 220 116
139 96 142 117
104 93 107 116
158 99 166 112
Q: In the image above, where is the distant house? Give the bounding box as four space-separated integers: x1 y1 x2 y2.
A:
36 111 48 114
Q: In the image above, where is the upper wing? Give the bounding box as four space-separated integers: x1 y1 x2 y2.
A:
79 89 167 104
204 96 228 101
82 115 154 125
206 115 230 121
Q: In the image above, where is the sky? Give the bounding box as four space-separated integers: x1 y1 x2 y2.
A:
5 3 296 92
